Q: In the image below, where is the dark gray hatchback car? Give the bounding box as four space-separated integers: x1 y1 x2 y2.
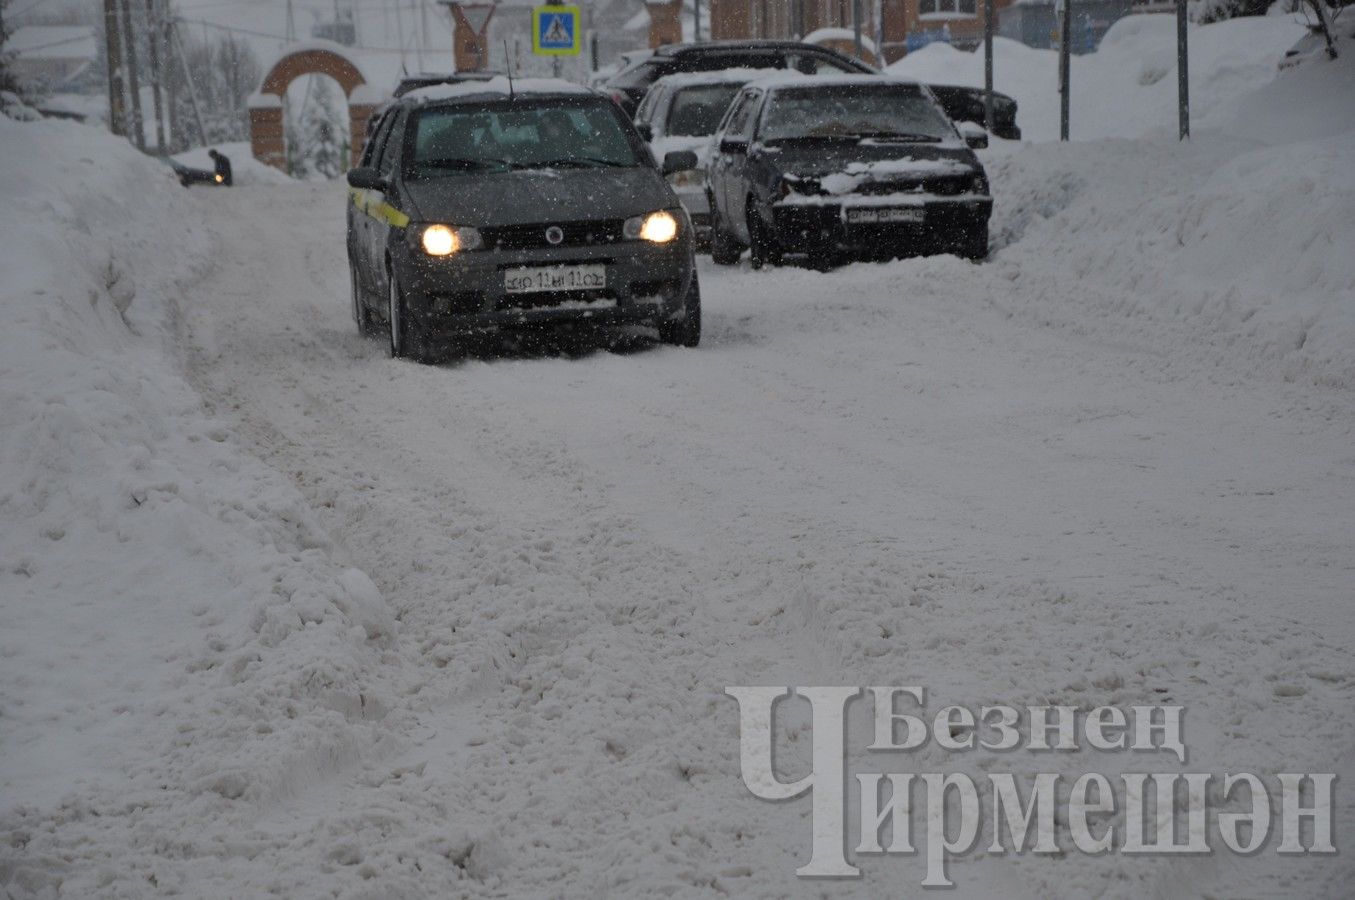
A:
346 78 701 361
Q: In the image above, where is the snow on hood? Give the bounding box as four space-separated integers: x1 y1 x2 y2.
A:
818 156 976 194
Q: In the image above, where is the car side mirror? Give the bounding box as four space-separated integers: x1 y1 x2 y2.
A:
957 121 989 149
347 166 388 191
634 122 654 142
720 137 749 154
660 149 699 176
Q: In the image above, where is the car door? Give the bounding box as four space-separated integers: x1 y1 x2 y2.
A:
351 110 395 288
708 89 754 227
719 89 763 241
369 109 408 297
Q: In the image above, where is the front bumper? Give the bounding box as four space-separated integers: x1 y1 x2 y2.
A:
770 194 992 255
393 233 694 336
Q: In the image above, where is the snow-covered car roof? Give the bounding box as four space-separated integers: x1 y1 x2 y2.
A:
744 71 916 92
648 67 776 92
402 76 595 105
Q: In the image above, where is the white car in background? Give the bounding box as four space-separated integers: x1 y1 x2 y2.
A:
632 69 766 245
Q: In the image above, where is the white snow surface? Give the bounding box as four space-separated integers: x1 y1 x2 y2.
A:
3 21 1355 899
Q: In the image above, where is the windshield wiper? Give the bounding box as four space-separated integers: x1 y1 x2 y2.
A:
850 131 943 143
418 157 510 171
525 157 632 169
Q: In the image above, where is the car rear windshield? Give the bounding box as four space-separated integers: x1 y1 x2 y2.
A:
666 83 746 136
760 83 955 143
408 98 642 175
607 61 661 89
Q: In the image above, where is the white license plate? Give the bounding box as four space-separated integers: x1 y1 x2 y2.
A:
503 264 607 294
846 207 925 224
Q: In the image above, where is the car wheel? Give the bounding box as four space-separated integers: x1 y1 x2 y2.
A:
387 268 423 361
658 273 701 348
351 264 373 335
960 225 989 262
709 200 742 267
746 200 781 271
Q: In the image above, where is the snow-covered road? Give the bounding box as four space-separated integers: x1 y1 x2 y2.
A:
166 157 1353 896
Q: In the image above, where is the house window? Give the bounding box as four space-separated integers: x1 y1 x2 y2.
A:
918 0 978 16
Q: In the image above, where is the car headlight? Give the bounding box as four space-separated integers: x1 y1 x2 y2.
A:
624 210 679 243
417 223 483 256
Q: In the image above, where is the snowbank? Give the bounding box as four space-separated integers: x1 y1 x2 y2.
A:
981 45 1355 388
0 117 400 895
889 15 1309 142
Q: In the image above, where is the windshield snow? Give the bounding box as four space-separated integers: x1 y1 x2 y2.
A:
760 84 956 143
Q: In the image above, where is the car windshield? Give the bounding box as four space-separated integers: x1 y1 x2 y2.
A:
408 98 642 176
759 84 955 143
607 60 660 89
666 83 746 136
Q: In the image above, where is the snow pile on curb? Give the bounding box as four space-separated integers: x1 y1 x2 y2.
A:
979 40 1355 389
0 118 400 896
890 15 1308 142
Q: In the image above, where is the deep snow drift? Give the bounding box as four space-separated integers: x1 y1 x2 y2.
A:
3 15 1354 899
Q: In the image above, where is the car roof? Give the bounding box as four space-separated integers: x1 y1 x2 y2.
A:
399 76 596 106
743 71 915 91
654 40 854 58
648 67 771 91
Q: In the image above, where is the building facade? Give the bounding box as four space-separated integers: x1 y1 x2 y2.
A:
707 0 1016 63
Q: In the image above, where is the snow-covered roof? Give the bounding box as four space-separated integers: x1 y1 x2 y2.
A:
3 26 97 61
404 76 594 104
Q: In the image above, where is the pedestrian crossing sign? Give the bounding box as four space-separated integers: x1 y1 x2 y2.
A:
532 5 581 55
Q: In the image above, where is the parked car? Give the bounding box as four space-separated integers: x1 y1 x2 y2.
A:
602 40 877 117
706 74 993 268
926 84 1021 141
633 69 765 244
346 77 701 361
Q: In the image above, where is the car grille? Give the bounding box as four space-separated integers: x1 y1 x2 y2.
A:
855 176 971 197
481 219 626 251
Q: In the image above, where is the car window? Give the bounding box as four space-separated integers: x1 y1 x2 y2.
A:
608 60 661 90
760 84 954 143
362 111 395 167
665 83 746 137
685 52 781 73
725 90 762 141
376 110 406 175
635 84 662 125
408 98 642 176
787 52 859 75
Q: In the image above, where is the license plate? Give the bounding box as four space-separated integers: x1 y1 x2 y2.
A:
504 264 607 294
845 207 925 224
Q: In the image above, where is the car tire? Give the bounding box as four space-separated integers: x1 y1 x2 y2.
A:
747 200 781 271
709 201 742 267
658 273 701 348
351 263 374 335
960 225 989 262
387 268 425 361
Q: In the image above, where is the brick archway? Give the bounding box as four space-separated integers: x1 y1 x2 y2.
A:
248 41 379 172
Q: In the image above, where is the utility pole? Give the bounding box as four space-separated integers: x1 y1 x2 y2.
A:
286 0 296 40
983 0 993 134
145 0 166 151
103 0 127 136
1176 0 1188 140
118 0 145 149
171 19 207 146
694 0 701 42
852 0 863 59
162 12 177 148
1058 0 1070 141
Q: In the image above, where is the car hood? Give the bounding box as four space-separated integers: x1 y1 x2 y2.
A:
758 141 979 181
402 167 674 227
